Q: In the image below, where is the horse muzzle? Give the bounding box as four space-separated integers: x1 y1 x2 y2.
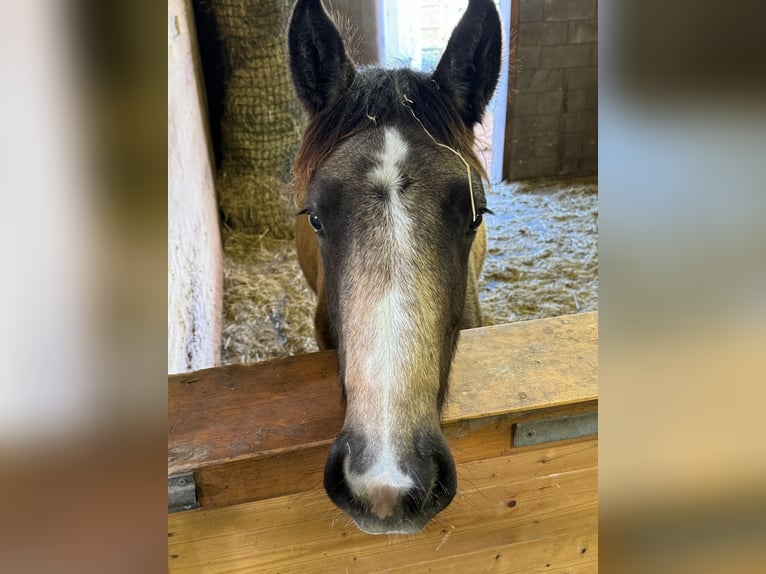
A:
323 429 457 534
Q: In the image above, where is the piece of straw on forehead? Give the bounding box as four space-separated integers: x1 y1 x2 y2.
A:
400 94 476 222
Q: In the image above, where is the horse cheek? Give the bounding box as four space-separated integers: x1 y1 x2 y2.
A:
295 215 322 294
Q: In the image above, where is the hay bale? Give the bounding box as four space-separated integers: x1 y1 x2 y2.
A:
211 0 303 238
221 230 317 364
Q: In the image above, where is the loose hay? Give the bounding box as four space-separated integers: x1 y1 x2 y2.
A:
480 176 599 324
210 0 312 363
221 229 317 364
221 176 598 363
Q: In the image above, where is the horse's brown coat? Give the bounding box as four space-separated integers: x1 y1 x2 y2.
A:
297 214 486 349
288 0 502 534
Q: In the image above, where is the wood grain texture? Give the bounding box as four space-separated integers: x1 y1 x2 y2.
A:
168 440 598 573
169 312 597 508
444 313 598 421
167 0 223 373
502 0 521 182
169 312 597 473
168 313 599 571
193 406 597 509
169 351 343 474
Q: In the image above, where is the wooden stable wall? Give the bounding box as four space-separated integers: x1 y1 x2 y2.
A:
168 0 223 374
168 312 598 573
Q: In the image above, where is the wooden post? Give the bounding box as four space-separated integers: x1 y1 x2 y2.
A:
167 0 223 373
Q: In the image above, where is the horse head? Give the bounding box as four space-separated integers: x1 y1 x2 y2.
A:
288 0 501 534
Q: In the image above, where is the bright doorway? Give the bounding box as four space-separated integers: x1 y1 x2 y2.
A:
377 0 510 182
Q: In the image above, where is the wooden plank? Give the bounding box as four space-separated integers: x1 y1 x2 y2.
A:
377 531 598 574
169 312 597 475
167 0 223 373
168 351 343 473
174 441 598 542
194 407 597 508
501 0 521 181
168 439 598 573
169 312 597 508
445 313 598 422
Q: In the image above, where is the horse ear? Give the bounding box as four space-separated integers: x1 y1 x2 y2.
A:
432 0 502 127
288 0 355 116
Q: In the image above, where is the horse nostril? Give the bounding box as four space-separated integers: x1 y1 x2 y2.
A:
323 431 458 533
402 445 455 515
323 436 355 509
403 485 426 515
430 441 457 507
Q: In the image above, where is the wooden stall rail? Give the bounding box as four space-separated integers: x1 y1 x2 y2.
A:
169 312 598 573
168 312 598 510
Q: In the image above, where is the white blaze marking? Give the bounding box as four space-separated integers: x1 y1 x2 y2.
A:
369 128 409 191
346 286 416 500
344 127 423 499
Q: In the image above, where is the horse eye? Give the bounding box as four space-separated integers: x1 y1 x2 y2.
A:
308 212 322 232
468 212 483 232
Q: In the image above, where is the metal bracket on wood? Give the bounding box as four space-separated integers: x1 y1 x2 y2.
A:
514 411 597 447
168 473 199 513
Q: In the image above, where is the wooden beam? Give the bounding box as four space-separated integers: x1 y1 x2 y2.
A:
501 0 520 181
168 312 597 508
168 0 223 373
